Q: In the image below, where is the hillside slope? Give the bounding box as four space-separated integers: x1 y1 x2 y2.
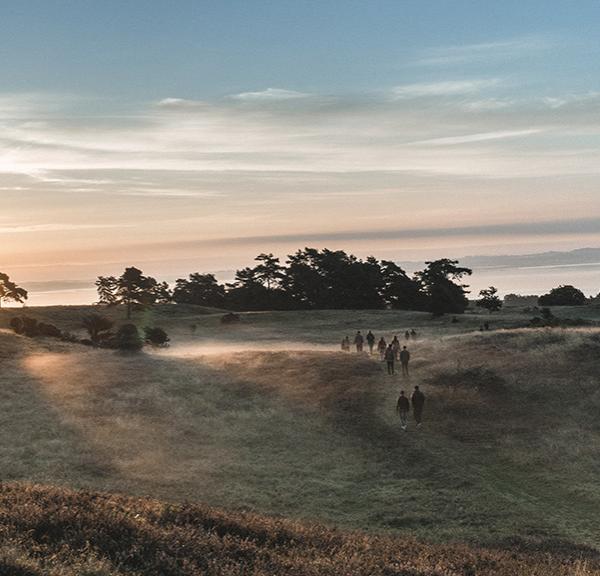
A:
1 482 599 576
1 308 600 549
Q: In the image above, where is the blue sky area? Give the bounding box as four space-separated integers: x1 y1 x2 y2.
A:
2 1 600 99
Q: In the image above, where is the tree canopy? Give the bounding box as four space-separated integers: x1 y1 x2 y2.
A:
96 267 171 318
476 286 503 313
93 250 474 314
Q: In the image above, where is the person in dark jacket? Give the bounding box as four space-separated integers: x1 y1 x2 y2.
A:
377 337 387 360
341 336 350 352
384 344 395 375
391 336 400 360
366 330 376 354
396 390 410 430
400 346 410 377
354 331 364 353
411 385 425 427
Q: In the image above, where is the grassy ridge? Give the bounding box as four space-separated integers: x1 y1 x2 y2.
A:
1 482 599 576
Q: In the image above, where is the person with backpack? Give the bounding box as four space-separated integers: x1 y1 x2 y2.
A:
400 346 410 377
411 385 425 427
384 344 395 375
366 330 375 354
396 390 410 431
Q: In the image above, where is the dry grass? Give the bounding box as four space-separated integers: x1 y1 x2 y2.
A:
1 482 600 576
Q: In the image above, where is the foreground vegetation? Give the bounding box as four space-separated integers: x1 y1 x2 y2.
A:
1 482 599 576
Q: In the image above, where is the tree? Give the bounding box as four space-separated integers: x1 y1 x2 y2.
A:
225 267 272 311
82 313 114 345
172 273 225 307
253 253 284 291
476 286 503 313
415 259 472 315
96 267 171 319
281 248 385 310
539 285 586 306
0 273 28 307
380 260 425 310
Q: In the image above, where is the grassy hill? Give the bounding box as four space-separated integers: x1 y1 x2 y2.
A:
1 304 600 558
1 482 599 575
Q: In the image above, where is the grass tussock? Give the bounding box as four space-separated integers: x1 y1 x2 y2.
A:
1 482 600 576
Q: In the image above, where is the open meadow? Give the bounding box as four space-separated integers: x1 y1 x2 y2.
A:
1 303 600 558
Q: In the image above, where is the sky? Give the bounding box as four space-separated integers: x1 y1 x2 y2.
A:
2 1 600 304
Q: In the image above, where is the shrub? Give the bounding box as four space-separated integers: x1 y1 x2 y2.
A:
115 324 144 351
221 312 241 325
539 285 586 306
144 326 170 347
9 317 24 334
82 313 114 345
37 322 62 338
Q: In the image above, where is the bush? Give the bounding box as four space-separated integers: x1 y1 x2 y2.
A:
37 322 62 338
221 312 241 325
9 317 23 335
539 285 586 306
115 324 144 352
144 326 170 347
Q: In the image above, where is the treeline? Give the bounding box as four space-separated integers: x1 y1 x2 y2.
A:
96 249 474 316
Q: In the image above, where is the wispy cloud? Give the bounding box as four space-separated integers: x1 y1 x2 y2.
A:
229 88 310 101
413 35 551 66
391 79 501 98
0 223 133 234
413 129 543 146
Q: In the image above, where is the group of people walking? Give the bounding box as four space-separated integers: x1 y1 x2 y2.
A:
340 329 425 431
396 386 425 431
341 330 414 377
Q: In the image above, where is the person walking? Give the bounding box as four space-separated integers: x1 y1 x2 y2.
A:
354 331 364 353
410 328 417 339
400 346 410 377
391 335 400 360
396 390 410 431
377 337 387 360
404 330 410 341
411 385 425 427
341 336 350 352
384 344 395 375
366 330 376 355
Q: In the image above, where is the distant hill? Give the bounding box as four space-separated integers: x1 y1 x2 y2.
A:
398 246 600 272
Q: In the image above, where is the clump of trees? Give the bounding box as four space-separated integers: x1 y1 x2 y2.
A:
98 250 474 316
96 267 171 319
539 285 587 306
